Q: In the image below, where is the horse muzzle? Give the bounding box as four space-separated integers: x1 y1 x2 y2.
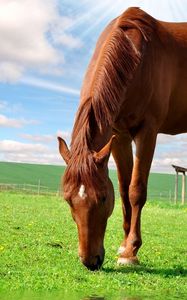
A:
79 248 105 271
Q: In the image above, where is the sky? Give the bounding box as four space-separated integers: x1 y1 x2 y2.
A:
0 0 187 173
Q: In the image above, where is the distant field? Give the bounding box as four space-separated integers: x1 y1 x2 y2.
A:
0 161 183 201
0 162 65 192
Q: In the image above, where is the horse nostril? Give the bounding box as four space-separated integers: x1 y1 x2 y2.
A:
79 255 104 271
95 255 102 267
89 255 104 271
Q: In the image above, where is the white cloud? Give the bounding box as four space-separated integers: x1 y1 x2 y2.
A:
0 0 82 82
176 134 187 145
20 133 54 143
0 139 63 165
157 133 187 145
151 149 187 173
0 62 24 82
157 134 175 145
0 114 38 128
20 131 72 144
50 15 83 48
52 32 82 49
4 152 62 165
0 140 47 153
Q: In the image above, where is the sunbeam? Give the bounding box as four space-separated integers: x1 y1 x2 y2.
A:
67 0 112 32
79 0 125 38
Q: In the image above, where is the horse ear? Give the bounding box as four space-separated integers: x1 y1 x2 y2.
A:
57 137 70 164
93 135 116 165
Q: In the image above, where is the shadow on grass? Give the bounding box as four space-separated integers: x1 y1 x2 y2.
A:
81 296 142 300
82 297 141 300
103 264 187 277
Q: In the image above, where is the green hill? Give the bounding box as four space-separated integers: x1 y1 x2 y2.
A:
0 161 181 200
0 161 65 192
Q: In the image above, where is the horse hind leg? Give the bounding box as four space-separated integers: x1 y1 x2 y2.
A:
112 133 133 255
117 121 157 265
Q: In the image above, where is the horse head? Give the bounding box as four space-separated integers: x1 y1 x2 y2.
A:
58 136 115 271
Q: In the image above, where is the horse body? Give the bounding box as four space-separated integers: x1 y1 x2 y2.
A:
58 7 187 270
158 21 187 134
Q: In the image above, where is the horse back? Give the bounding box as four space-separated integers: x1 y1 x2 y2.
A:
159 21 187 134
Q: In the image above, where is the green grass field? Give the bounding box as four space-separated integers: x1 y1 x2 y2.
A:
0 192 187 299
0 161 184 201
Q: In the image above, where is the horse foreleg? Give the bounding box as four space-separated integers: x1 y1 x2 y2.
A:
117 123 157 265
112 132 133 254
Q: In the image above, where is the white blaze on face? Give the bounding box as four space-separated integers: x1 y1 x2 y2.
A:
78 184 87 199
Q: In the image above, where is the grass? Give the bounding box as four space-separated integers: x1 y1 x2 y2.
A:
0 192 187 299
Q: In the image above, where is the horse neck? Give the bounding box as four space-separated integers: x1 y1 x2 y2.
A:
71 121 112 154
90 125 112 152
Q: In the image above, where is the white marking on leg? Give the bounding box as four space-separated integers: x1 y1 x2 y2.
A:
78 184 87 199
117 257 131 265
117 246 126 254
117 257 139 265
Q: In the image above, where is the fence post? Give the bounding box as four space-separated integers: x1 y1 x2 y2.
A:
37 179 41 195
174 171 178 204
182 172 186 205
169 190 172 202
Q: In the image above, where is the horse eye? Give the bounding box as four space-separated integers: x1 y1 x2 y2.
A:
65 198 73 207
101 196 106 203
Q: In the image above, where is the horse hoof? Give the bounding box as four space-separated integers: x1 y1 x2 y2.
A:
117 246 126 254
117 256 139 265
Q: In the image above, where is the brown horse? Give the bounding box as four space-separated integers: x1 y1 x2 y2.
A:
58 7 187 271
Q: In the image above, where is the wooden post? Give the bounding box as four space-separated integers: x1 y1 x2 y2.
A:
38 179 41 195
182 172 186 205
172 165 187 205
169 190 172 202
175 171 178 204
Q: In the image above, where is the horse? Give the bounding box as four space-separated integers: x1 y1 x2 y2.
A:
58 7 187 271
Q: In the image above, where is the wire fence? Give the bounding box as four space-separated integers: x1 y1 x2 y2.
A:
0 182 184 204
0 183 60 196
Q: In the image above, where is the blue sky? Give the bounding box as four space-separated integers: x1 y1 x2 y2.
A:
0 0 187 173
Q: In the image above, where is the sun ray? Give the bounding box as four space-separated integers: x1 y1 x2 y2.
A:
64 1 113 32
80 0 125 38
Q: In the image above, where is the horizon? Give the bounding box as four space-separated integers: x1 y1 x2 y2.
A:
0 160 179 175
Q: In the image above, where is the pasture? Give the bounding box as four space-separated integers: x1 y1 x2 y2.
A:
0 191 186 299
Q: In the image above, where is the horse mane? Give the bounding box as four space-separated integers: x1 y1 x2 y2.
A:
63 99 105 197
63 8 155 196
90 7 155 130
